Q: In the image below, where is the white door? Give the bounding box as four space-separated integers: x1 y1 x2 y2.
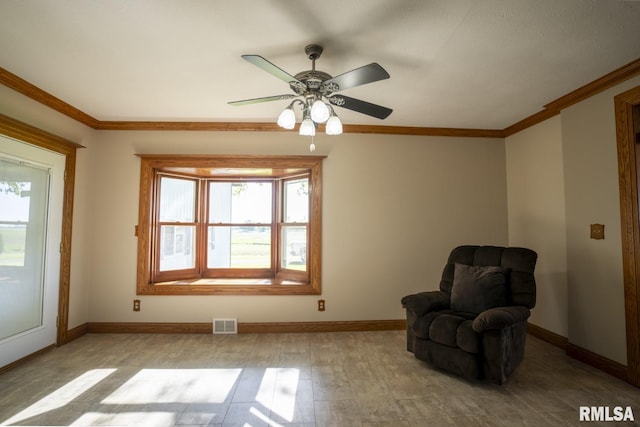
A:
0 135 65 368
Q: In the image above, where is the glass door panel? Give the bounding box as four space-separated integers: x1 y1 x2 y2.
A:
0 158 49 340
0 135 64 370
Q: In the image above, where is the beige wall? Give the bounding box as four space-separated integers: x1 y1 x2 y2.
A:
506 115 568 337
86 130 508 323
506 76 640 365
560 75 640 364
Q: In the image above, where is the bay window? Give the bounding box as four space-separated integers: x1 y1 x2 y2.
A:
136 155 323 295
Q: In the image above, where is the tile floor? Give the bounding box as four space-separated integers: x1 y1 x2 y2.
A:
0 330 638 426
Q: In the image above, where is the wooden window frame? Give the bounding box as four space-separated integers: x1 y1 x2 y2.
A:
153 174 200 283
136 154 324 295
278 175 311 283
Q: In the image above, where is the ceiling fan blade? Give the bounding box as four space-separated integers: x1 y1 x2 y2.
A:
328 95 392 120
228 94 295 106
323 63 390 92
241 55 302 85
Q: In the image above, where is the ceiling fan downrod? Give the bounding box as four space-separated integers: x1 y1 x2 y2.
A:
305 44 323 77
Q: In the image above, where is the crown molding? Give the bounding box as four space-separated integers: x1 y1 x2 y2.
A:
95 120 284 132
504 57 640 137
342 124 505 138
543 57 640 112
93 119 505 138
3 57 640 138
0 67 99 128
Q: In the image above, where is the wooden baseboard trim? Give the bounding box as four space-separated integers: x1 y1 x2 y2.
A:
1 323 89 374
527 322 568 349
566 342 629 383
528 322 629 383
61 323 89 344
88 322 211 334
239 319 406 334
87 319 406 335
0 344 56 375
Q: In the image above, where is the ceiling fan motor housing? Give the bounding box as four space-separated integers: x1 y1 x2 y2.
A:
293 70 334 94
293 44 335 96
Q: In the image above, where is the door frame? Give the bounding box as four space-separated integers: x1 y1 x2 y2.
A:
0 114 82 347
615 85 640 386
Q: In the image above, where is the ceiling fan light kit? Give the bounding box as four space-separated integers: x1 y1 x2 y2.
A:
310 99 330 123
277 105 297 129
229 44 392 151
325 114 343 136
299 114 316 137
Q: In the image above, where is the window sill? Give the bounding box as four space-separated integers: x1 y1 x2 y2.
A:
137 278 319 295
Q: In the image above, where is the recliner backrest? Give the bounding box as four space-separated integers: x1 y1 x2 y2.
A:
439 245 537 309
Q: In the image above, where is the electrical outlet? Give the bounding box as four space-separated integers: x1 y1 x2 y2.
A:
318 299 325 311
133 299 141 311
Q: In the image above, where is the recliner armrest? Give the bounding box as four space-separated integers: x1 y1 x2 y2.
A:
472 306 530 333
401 291 450 317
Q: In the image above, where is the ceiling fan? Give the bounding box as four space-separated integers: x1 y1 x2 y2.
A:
228 44 392 137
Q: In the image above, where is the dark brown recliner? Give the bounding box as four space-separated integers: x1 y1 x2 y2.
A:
401 245 537 384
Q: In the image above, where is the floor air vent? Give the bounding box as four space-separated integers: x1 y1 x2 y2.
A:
213 318 237 334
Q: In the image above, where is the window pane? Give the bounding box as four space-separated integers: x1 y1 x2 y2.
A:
209 182 272 224
284 178 308 223
0 180 31 267
208 226 270 268
159 225 195 271
159 177 195 222
281 226 307 271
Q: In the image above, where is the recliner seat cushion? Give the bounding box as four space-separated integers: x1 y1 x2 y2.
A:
450 263 508 314
456 319 480 353
412 310 445 339
425 313 480 354
429 314 464 347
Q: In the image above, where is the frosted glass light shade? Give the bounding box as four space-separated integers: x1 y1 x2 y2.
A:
299 118 316 136
310 100 330 123
325 115 343 135
277 108 296 129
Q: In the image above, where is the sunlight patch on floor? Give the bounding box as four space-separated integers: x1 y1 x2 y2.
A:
101 368 242 404
270 368 300 422
1 368 117 425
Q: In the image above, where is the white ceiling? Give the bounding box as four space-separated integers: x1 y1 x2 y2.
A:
1 0 640 130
